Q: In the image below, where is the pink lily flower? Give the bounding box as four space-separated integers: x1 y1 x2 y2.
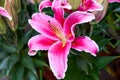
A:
39 0 71 25
39 0 103 13
0 7 12 20
109 0 120 3
28 11 99 79
39 0 71 12
78 0 103 12
39 0 103 24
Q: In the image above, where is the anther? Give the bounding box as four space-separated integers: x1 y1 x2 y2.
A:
82 0 86 6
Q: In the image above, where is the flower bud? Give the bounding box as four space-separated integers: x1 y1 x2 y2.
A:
68 0 82 10
11 0 21 13
0 17 6 34
4 0 18 31
0 0 5 7
94 0 108 22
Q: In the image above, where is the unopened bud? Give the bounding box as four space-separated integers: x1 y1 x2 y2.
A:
0 0 5 7
94 0 108 22
11 0 21 13
0 17 6 34
68 0 81 10
4 0 18 31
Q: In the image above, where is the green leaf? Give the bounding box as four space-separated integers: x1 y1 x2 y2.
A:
27 70 38 80
17 66 24 80
33 58 48 68
97 39 110 51
21 53 37 76
0 50 8 60
0 42 17 53
0 53 19 75
88 65 99 80
64 53 100 80
64 55 86 80
94 56 120 70
113 7 120 12
7 53 19 75
9 64 25 80
115 40 120 47
17 30 33 50
42 8 54 16
0 57 10 70
0 70 6 78
16 65 25 80
76 58 90 75
76 53 96 75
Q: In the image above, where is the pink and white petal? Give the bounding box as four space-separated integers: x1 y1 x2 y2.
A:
78 0 103 12
48 41 71 79
52 0 71 9
28 35 55 56
39 0 52 12
52 0 65 26
53 8 65 26
63 11 95 42
109 0 120 3
0 7 12 20
61 0 72 10
29 12 63 40
72 36 99 56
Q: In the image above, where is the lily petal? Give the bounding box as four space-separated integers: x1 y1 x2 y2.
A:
28 13 63 40
109 0 120 3
28 35 55 56
52 0 71 9
39 0 52 12
0 7 12 20
60 0 72 9
63 11 95 41
48 41 71 79
52 0 65 26
72 36 99 56
78 0 103 12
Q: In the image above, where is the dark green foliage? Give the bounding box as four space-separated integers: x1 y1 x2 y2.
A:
0 0 120 80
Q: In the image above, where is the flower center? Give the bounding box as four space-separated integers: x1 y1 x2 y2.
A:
48 20 67 47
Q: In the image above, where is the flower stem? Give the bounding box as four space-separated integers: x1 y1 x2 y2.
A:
34 0 38 12
89 26 93 37
2 34 7 42
40 69 42 80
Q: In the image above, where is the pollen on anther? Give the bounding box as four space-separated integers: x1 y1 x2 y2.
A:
48 20 50 23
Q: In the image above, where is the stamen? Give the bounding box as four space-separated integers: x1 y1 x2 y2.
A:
82 0 86 6
48 20 67 47
48 20 58 33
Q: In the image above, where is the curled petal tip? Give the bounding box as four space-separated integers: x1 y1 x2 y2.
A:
92 54 97 57
0 7 12 21
9 16 12 21
56 74 65 80
28 50 37 56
